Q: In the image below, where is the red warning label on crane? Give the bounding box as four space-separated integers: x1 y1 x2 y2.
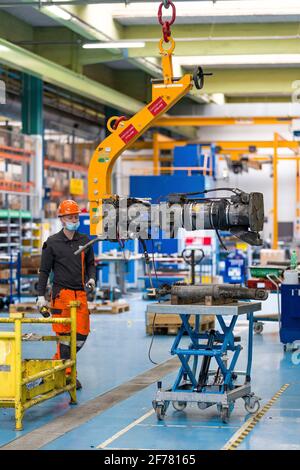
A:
119 124 139 144
148 97 168 116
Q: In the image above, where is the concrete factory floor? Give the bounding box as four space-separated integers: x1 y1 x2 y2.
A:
0 294 299 450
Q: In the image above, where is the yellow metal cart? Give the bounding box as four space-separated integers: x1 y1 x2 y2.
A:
0 301 79 430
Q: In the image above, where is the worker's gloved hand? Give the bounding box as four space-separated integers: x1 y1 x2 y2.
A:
85 279 96 293
36 296 48 310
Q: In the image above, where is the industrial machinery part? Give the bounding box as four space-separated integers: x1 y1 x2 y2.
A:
159 283 269 305
166 188 264 246
95 286 122 302
113 189 264 246
75 189 265 256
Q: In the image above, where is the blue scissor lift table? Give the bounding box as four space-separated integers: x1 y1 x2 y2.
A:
147 301 262 423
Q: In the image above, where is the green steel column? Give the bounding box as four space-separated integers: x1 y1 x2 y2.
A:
21 74 44 217
21 74 43 135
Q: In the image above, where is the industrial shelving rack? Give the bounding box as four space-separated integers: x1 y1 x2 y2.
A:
43 133 92 217
0 210 33 305
22 220 42 255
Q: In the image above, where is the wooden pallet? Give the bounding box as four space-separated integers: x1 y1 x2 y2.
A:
88 301 130 315
9 302 37 313
146 313 215 336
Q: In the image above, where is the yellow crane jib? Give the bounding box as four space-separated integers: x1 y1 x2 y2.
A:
88 1 209 236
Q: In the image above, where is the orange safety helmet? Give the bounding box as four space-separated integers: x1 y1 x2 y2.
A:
57 200 81 217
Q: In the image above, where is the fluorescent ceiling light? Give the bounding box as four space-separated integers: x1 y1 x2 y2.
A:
0 45 9 52
45 6 72 21
82 41 145 49
174 54 300 66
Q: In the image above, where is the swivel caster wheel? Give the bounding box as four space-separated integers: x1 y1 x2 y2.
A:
244 395 260 414
254 322 264 334
153 401 167 421
156 405 166 421
172 401 187 411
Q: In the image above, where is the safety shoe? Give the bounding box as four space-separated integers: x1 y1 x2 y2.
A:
76 378 82 390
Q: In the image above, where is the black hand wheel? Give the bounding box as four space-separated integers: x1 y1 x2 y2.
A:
193 66 213 90
182 248 205 266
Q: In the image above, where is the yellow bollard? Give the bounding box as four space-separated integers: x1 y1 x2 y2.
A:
69 300 80 405
14 318 23 431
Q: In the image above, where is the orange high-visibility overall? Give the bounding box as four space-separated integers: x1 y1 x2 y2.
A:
51 252 90 361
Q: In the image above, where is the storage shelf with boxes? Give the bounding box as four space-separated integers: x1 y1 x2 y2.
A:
0 127 35 213
44 135 93 217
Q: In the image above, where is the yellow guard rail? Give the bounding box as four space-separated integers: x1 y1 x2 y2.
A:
0 301 79 430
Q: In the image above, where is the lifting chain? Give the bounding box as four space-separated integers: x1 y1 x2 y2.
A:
158 1 176 43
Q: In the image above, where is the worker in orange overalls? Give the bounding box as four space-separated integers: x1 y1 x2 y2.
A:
37 200 96 390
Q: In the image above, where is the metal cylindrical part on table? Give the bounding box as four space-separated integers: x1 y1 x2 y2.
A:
170 284 269 302
188 197 263 232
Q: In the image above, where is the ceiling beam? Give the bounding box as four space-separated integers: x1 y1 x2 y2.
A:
0 9 33 45
126 39 300 59
197 68 300 96
121 22 300 59
0 38 143 114
123 22 300 40
39 4 163 76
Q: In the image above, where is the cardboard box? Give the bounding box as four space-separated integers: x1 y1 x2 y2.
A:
22 255 41 268
11 172 22 182
55 143 64 162
63 144 72 162
260 249 285 265
9 200 22 210
45 201 58 218
11 134 21 148
0 269 10 279
0 285 11 296
46 141 57 159
23 135 33 152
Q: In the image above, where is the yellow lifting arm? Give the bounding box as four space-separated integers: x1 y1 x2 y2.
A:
88 6 194 235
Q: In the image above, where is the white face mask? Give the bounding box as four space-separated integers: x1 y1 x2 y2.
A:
65 221 80 231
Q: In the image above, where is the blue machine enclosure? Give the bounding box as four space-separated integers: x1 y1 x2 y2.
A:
280 284 300 344
130 174 205 255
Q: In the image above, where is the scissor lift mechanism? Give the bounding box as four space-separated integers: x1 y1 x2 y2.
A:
147 301 262 423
